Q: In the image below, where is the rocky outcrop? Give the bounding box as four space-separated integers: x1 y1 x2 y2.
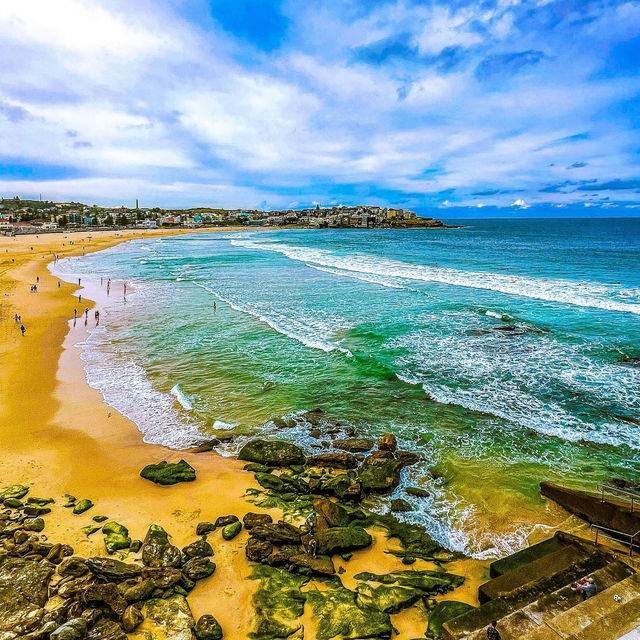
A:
238 439 306 466
139 459 196 485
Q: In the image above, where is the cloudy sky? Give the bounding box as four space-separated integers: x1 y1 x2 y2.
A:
1 0 639 214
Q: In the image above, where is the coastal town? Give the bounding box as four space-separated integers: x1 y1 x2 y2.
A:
0 197 448 234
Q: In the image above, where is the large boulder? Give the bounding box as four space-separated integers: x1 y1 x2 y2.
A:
377 433 397 452
307 453 357 469
315 526 372 555
86 557 141 582
0 557 53 633
313 498 351 528
357 457 403 492
238 439 306 466
141 567 182 588
195 614 223 640
332 438 374 453
251 521 302 545
58 557 88 578
141 524 182 568
243 512 273 530
139 460 196 485
138 595 195 640
122 605 144 632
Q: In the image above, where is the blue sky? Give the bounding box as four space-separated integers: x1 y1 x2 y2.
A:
1 0 640 215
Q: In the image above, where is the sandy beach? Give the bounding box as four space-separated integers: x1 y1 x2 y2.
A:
0 228 493 639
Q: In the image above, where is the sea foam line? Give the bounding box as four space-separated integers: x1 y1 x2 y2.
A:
190 281 353 357
231 239 640 315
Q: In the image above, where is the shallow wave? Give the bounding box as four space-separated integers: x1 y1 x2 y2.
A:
190 281 354 357
231 238 640 315
392 323 640 450
170 384 193 410
305 264 406 289
80 327 205 449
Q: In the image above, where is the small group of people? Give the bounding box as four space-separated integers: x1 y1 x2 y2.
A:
14 314 26 336
30 284 38 292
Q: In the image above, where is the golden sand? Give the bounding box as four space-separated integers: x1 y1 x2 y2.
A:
0 229 489 638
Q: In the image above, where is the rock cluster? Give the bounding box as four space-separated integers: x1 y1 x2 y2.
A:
0 485 223 640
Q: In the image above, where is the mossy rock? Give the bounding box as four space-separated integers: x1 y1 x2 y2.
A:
357 458 403 492
222 521 242 540
23 517 45 532
140 595 195 640
426 600 475 639
3 498 23 509
354 570 464 595
62 495 76 508
244 463 272 473
355 583 422 614
248 564 309 639
315 526 372 555
24 505 51 516
93 515 108 523
255 472 285 492
306 580 392 640
142 524 182 568
0 485 29 501
405 486 430 498
182 538 214 558
140 460 196 485
183 557 216 581
390 498 413 512
195 614 223 640
102 521 131 554
238 439 306 467
82 526 100 537
72 499 94 515
27 496 54 506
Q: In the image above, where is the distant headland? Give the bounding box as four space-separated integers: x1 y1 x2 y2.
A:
0 196 456 233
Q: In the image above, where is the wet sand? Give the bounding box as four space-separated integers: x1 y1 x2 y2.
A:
0 228 491 638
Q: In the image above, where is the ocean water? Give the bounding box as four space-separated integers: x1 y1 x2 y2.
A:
52 218 640 558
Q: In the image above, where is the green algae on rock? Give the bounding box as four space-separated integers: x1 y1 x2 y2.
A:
306 579 393 640
248 564 309 639
222 520 242 540
354 569 464 595
139 459 196 485
238 439 306 467
425 600 475 639
195 614 223 640
72 499 94 515
142 524 182 568
135 595 195 640
355 583 422 614
0 484 29 501
315 525 372 555
102 521 131 554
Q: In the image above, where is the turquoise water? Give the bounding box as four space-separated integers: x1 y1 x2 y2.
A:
54 218 640 557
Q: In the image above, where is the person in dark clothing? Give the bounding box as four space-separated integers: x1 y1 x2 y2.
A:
487 621 501 640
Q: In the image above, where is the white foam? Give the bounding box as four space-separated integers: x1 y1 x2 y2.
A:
191 281 353 357
170 384 193 410
231 238 640 315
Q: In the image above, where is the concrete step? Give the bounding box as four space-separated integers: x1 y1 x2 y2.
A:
573 597 640 640
547 573 640 638
462 561 636 640
490 536 564 578
442 551 612 639
479 545 588 603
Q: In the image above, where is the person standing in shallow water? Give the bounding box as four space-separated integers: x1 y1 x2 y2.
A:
20 324 26 337
487 621 501 640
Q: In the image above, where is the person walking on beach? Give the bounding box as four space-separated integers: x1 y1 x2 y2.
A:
84 307 89 325
486 621 501 640
20 324 26 337
14 313 18 323
36 276 39 283
95 310 100 326
58 281 61 288
78 294 82 303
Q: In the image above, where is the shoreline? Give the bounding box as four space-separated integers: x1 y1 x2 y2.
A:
0 228 567 638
